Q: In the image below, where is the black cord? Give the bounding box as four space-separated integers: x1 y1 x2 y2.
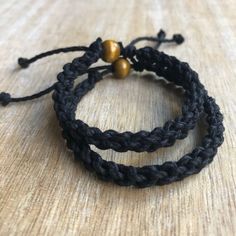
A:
0 30 224 187
0 30 181 105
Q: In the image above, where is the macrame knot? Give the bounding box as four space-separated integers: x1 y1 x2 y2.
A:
88 38 103 56
121 44 136 59
173 34 185 44
131 60 145 72
0 92 11 106
18 57 30 68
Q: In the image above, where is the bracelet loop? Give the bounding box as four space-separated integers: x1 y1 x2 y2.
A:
52 38 224 187
0 30 224 187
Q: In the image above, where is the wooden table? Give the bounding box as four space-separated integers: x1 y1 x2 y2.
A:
0 0 235 235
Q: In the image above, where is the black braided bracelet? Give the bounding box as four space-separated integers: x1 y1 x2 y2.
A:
0 30 224 187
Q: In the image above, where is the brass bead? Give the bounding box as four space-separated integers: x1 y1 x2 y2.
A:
113 58 131 79
102 40 121 63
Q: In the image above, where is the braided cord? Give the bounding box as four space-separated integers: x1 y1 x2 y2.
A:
0 30 224 187
71 49 206 152
52 39 224 187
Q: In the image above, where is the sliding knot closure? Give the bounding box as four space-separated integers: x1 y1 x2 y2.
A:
88 37 103 55
120 44 136 59
0 30 224 188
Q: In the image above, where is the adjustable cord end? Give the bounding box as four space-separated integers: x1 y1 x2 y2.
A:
0 92 11 106
173 34 184 44
18 57 30 68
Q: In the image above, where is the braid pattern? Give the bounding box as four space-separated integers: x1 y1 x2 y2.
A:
52 38 224 187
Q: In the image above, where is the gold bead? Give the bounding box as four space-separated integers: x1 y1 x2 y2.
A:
102 40 121 63
113 58 131 79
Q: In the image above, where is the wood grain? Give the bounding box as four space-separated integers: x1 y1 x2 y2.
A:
0 0 235 235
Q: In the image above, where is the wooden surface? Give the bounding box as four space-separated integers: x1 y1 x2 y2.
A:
0 0 235 235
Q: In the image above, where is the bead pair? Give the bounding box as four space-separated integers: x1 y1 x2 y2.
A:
102 40 130 79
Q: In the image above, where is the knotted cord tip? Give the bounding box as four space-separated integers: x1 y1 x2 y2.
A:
173 34 185 44
18 57 30 68
0 92 11 106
